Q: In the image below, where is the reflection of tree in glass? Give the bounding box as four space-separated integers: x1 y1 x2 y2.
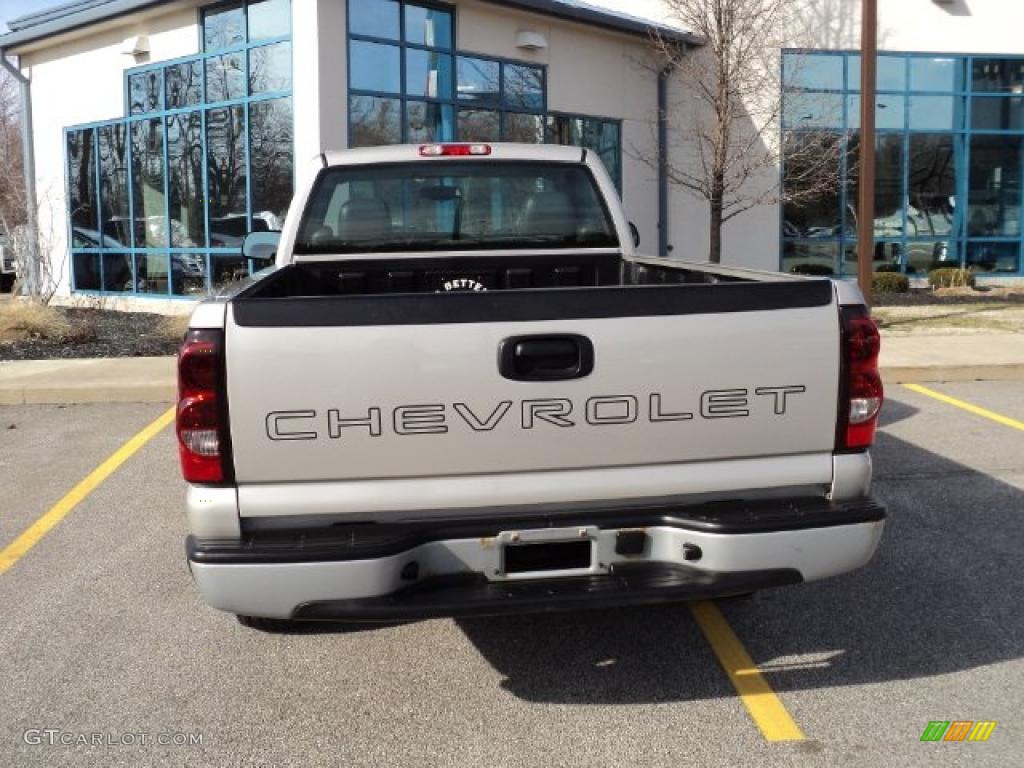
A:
350 96 400 147
503 64 543 110
166 62 202 108
131 119 165 247
250 98 294 222
98 124 130 245
249 43 291 95
130 72 162 114
204 4 245 52
168 112 204 247
207 106 247 243
207 53 245 103
67 130 96 229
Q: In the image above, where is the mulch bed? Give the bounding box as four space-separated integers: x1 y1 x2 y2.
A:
873 288 1024 307
0 307 182 361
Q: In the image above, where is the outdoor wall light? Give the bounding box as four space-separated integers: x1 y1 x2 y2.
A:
515 30 547 50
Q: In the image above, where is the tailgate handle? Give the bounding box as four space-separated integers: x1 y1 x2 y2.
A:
499 335 594 381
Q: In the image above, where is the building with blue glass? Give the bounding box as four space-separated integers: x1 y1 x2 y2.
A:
2 0 1024 307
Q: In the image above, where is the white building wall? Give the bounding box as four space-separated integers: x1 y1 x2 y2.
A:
18 3 204 301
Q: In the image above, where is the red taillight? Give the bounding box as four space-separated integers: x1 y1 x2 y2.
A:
419 143 492 157
837 306 883 451
176 329 229 483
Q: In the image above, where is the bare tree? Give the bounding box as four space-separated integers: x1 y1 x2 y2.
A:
0 66 25 235
645 0 842 264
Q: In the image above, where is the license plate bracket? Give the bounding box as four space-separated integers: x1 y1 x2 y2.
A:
493 527 598 580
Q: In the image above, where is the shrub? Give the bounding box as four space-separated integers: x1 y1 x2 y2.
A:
872 272 909 294
789 263 835 276
0 301 70 344
928 268 975 289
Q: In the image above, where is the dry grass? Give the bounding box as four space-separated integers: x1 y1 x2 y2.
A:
873 303 1024 336
154 313 191 344
0 301 71 344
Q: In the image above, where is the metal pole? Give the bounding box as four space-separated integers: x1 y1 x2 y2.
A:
857 0 877 306
1 51 40 297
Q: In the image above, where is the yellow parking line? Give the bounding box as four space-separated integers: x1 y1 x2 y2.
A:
690 600 805 742
0 406 175 576
903 383 1024 432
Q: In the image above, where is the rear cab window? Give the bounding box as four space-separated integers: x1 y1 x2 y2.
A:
294 161 618 254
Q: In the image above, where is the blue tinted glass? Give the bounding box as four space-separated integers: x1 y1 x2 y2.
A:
405 49 452 98
349 0 400 39
782 53 842 90
404 5 452 48
350 40 401 93
165 61 202 108
971 58 1024 93
967 242 1020 273
967 135 1022 237
503 64 544 110
206 52 245 102
249 41 292 94
457 108 499 141
971 96 1024 131
204 2 245 51
849 55 907 91
846 94 905 130
782 241 839 277
248 0 290 41
457 57 499 104
406 100 454 142
783 91 843 129
503 112 544 143
349 95 402 146
909 95 959 130
910 57 958 92
129 70 162 114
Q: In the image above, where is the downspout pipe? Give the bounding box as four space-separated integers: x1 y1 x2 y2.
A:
657 58 677 258
1 50 39 296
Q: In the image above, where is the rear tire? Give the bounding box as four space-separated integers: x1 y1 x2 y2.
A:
236 614 302 632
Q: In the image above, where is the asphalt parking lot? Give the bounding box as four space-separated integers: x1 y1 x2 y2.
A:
1 381 1021 767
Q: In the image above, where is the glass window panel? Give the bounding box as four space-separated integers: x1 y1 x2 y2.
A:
783 91 843 129
966 242 1020 273
848 133 906 238
248 0 290 41
910 57 958 92
350 40 401 93
846 94 904 130
587 120 621 187
967 135 1022 237
206 106 248 248
782 132 843 238
250 97 295 225
72 252 101 290
171 253 210 296
130 119 166 248
134 253 169 294
167 112 206 248
249 41 292 94
97 124 130 248
67 129 97 234
404 5 452 48
405 49 452 99
406 100 453 142
211 254 250 292
971 58 1024 94
908 134 958 239
457 108 499 141
206 52 245 102
503 64 544 111
457 57 499 105
849 54 906 91
349 95 401 146
905 240 959 275
128 70 162 115
971 96 1024 131
908 95 959 131
782 241 839 276
349 0 400 39
165 61 202 109
503 112 544 143
204 2 245 51
101 253 133 292
782 53 842 90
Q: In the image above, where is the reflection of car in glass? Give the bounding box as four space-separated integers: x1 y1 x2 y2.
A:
210 212 282 247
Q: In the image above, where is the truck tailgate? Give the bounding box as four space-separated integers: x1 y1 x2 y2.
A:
224 280 840 500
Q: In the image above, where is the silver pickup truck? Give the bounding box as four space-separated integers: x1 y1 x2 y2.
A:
178 143 885 629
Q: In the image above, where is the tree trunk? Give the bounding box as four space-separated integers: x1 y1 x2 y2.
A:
708 180 724 264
